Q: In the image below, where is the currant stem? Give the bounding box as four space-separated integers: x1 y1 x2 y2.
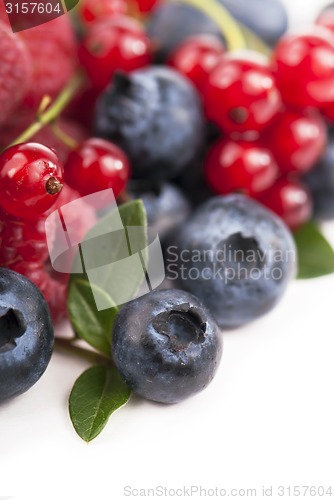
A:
51 123 79 150
5 73 85 150
55 337 113 367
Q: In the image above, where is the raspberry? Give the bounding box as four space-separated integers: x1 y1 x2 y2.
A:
0 21 32 126
0 183 97 323
19 16 77 109
11 261 67 324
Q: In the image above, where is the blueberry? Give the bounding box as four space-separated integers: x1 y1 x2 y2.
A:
304 131 334 221
0 268 54 402
165 194 297 329
146 3 225 62
94 68 205 181
112 289 222 404
129 181 192 239
218 0 288 46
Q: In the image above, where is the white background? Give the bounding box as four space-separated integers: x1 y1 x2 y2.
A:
1 1 334 499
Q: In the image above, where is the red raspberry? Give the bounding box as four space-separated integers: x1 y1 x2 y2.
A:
79 15 152 91
0 207 55 268
204 138 278 196
272 27 334 109
0 21 32 126
19 16 77 109
0 183 97 323
203 51 282 134
257 178 313 230
168 35 225 95
11 261 67 324
265 110 327 175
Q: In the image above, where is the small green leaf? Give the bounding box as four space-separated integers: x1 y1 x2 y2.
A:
69 365 131 442
68 200 148 352
294 221 334 279
68 280 118 355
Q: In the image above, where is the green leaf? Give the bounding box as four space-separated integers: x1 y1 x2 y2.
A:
68 280 119 355
69 365 131 442
294 221 334 279
68 200 147 353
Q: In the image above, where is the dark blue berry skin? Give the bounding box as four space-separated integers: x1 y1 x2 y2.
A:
218 0 288 46
112 289 222 404
129 182 191 239
146 3 225 62
94 68 205 182
165 195 297 329
0 269 54 402
304 132 334 221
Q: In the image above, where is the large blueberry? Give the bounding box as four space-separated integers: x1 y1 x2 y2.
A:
146 2 224 62
129 181 192 239
304 130 334 221
0 269 54 402
165 195 297 329
94 67 205 181
112 289 222 404
218 0 288 46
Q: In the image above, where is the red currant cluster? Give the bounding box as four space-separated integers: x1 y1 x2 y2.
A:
167 27 334 230
1 0 334 328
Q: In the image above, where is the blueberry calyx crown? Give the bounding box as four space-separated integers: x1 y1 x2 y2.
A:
152 304 207 352
0 305 26 353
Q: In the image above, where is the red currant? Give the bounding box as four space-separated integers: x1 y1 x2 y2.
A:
272 27 334 109
79 0 127 24
204 138 278 196
0 143 64 219
65 138 131 202
203 51 282 134
168 35 225 95
257 179 313 230
78 15 152 91
264 110 327 175
316 5 334 35
132 0 160 13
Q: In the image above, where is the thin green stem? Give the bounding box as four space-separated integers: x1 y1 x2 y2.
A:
5 73 85 150
55 337 113 367
51 123 79 150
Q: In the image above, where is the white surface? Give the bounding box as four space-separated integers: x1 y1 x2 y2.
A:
1 2 334 499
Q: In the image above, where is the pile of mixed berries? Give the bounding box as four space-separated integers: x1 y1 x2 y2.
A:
0 0 334 417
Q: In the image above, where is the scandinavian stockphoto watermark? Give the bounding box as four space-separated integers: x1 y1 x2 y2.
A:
165 240 296 285
45 189 166 311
